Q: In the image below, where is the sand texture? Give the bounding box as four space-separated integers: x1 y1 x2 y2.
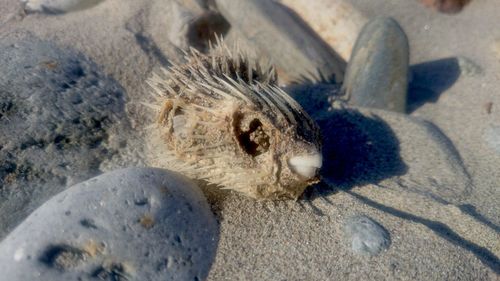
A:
0 0 499 280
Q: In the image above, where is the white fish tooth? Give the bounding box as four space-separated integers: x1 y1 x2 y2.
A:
288 153 322 178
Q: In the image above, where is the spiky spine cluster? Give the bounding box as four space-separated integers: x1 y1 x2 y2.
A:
146 41 321 199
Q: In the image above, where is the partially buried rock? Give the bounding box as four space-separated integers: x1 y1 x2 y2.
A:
342 17 409 113
344 215 391 256
0 167 219 281
0 33 129 239
21 0 104 14
420 0 472 14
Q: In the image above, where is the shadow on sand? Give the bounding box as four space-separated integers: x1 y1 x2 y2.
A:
408 57 461 113
294 108 498 274
347 191 500 274
317 109 408 189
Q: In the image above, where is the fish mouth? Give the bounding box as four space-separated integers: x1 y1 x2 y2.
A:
288 153 323 179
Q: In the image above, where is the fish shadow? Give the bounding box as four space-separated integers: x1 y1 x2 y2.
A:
316 109 408 191
408 57 461 113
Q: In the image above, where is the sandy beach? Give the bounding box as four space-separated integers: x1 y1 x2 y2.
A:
0 0 499 280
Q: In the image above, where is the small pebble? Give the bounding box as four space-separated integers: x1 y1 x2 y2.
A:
343 17 409 113
344 215 391 256
0 167 219 280
457 57 483 77
484 126 500 154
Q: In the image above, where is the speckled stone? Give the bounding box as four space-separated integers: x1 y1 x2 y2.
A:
0 167 219 281
0 33 130 239
344 215 391 256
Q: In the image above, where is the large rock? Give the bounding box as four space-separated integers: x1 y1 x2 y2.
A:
0 34 130 239
0 167 219 281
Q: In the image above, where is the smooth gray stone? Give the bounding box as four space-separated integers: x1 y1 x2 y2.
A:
21 0 104 14
0 34 129 239
344 215 390 256
214 0 345 84
0 167 219 281
343 17 409 113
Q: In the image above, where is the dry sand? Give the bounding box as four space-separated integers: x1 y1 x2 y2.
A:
0 0 499 280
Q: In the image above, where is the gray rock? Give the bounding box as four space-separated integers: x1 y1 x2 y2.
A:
214 0 345 84
343 17 409 113
21 0 104 14
0 167 219 281
484 126 500 154
0 34 129 239
344 215 391 256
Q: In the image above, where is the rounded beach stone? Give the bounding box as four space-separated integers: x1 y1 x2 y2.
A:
0 167 219 281
21 0 104 14
344 215 391 256
0 33 129 239
343 17 409 113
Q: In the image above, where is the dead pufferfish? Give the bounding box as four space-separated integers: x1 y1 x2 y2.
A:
145 43 322 200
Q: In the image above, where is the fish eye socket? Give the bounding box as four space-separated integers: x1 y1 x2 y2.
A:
235 118 270 157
